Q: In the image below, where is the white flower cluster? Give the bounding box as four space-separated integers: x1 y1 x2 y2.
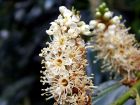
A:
46 6 91 38
40 6 93 105
88 3 140 83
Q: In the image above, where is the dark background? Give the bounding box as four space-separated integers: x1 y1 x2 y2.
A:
0 0 140 105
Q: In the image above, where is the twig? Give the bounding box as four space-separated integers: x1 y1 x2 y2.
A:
111 80 140 105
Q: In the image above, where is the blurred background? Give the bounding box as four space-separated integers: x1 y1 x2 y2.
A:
0 0 140 105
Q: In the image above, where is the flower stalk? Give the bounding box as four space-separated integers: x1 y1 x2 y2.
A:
111 80 140 105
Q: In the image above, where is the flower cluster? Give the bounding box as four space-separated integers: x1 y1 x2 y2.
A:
39 6 93 105
88 3 140 84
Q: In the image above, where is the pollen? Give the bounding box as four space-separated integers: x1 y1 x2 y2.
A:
56 59 63 66
59 38 65 45
61 79 68 86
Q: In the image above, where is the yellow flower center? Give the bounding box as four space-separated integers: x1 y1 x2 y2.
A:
61 79 68 86
56 59 63 66
59 38 65 45
69 53 75 58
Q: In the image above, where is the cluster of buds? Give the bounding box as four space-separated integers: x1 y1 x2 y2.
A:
39 6 93 105
88 3 140 85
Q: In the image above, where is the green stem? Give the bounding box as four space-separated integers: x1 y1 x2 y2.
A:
111 80 140 105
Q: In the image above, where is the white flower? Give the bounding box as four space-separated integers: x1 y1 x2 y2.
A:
59 6 72 18
72 15 80 22
80 24 91 35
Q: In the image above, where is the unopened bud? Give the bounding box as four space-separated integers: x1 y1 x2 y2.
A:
104 11 113 20
89 20 98 29
96 12 101 18
59 6 66 13
111 16 120 24
97 23 106 31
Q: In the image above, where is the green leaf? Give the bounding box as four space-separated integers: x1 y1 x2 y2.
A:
92 80 122 104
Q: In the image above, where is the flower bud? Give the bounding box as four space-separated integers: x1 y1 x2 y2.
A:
97 23 106 31
96 12 101 18
59 6 66 13
89 20 98 29
111 16 120 24
104 11 113 20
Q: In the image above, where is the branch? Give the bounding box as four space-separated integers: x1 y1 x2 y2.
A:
111 80 140 105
